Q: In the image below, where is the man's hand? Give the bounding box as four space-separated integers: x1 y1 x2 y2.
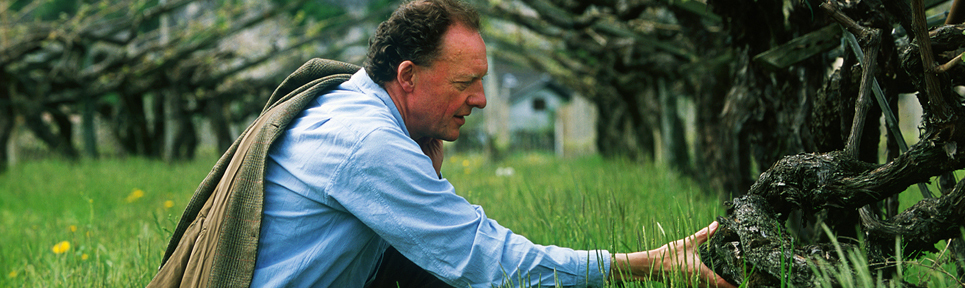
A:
611 221 736 288
418 137 444 178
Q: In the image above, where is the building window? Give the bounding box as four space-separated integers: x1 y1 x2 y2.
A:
532 97 546 111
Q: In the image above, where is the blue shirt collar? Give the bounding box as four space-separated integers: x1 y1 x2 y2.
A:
347 69 410 139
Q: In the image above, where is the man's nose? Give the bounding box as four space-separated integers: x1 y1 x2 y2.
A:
468 87 486 109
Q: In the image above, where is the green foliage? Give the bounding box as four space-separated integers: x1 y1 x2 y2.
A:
10 0 79 21
270 0 346 26
366 0 397 18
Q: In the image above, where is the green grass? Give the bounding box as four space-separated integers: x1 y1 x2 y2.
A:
0 156 217 287
0 153 960 287
446 154 723 266
446 153 725 287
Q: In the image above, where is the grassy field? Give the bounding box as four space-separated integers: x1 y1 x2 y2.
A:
0 153 959 287
0 156 216 287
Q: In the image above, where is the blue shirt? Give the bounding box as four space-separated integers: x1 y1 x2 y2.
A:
251 69 611 287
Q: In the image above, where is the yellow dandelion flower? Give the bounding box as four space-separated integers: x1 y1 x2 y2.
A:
81 254 89 260
52 241 70 254
163 200 175 209
126 189 145 202
8 270 17 278
69 225 77 232
462 159 470 167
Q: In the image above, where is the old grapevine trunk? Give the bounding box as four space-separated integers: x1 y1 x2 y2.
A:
701 134 965 286
694 0 965 285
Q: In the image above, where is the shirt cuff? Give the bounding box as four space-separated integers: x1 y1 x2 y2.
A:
581 250 611 287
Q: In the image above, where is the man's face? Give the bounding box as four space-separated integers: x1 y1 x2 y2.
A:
405 22 488 142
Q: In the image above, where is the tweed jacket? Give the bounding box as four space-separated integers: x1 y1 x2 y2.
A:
147 59 361 288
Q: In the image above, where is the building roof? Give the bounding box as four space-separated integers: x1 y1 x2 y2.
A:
507 74 573 105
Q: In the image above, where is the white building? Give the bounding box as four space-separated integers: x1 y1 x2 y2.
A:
459 57 596 157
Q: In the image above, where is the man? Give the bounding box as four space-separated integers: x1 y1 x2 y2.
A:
149 0 736 287
252 0 735 287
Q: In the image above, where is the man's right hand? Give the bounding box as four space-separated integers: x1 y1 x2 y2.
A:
610 221 736 288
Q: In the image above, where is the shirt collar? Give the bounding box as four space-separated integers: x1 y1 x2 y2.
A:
347 69 410 139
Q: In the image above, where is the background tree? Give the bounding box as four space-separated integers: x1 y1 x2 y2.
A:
476 0 956 196
479 0 965 285
0 0 391 172
477 0 740 187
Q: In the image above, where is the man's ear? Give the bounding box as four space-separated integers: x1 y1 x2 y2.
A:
397 60 416 93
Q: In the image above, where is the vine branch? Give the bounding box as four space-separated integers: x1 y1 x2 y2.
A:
819 2 882 159
911 0 956 120
936 52 964 73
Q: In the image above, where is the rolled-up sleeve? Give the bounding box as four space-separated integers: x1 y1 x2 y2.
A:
325 127 611 287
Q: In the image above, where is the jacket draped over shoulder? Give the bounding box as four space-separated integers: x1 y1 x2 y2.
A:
146 59 361 288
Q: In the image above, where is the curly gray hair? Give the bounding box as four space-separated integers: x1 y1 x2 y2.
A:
364 0 480 86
